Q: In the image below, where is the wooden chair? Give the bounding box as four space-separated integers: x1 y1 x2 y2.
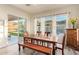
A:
44 32 51 37
36 31 41 37
55 33 65 55
23 32 31 43
24 32 29 37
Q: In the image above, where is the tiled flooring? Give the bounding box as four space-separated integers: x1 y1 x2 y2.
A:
0 44 79 55
0 36 22 48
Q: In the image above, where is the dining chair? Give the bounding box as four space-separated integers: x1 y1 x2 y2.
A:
44 32 51 37
24 32 32 43
24 31 29 37
55 33 66 55
36 31 41 37
43 32 47 38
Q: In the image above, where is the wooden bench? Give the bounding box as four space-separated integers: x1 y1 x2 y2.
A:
18 36 56 55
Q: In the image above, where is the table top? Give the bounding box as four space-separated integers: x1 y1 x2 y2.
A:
24 35 57 43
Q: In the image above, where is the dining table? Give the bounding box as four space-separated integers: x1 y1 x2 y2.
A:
23 35 57 55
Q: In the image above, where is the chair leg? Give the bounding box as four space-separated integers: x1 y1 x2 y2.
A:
62 49 64 55
18 44 20 51
23 46 25 50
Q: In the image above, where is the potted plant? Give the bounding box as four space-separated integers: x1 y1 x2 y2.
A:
69 17 77 29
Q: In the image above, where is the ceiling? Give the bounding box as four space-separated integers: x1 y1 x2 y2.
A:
12 4 70 14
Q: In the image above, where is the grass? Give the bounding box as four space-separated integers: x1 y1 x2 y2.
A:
9 32 23 37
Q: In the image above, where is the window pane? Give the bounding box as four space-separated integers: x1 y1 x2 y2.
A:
56 15 67 35
18 17 26 37
37 18 41 32
45 16 52 33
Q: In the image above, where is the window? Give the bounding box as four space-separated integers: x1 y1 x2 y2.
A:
56 15 67 35
35 14 68 35
45 16 52 33
37 18 41 32
18 17 26 37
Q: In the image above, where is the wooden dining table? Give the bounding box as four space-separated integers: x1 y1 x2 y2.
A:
19 35 57 55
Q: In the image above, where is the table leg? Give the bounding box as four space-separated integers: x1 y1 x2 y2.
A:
52 43 56 55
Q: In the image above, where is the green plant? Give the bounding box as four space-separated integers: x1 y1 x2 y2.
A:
69 18 77 28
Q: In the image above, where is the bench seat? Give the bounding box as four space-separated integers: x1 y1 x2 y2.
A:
18 43 53 55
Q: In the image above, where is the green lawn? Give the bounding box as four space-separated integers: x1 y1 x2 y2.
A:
9 32 23 37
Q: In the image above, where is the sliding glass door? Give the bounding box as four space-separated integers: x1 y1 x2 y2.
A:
8 15 26 44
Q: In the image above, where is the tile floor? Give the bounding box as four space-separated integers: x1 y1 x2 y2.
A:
0 44 79 55
0 36 22 48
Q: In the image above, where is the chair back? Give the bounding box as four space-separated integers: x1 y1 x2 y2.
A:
44 32 48 37
57 33 64 43
57 33 65 48
44 32 51 37
36 31 41 36
24 32 29 37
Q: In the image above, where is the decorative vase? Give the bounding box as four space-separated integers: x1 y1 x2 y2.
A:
72 24 75 29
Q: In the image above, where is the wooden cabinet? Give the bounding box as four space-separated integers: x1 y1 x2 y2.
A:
66 29 79 50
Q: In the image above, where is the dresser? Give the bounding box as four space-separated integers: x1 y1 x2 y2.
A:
66 29 79 50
